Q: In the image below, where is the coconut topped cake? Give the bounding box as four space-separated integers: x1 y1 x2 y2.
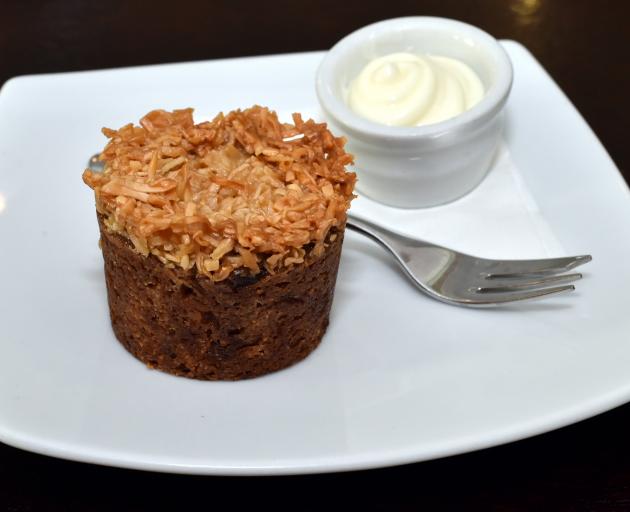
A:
83 106 356 281
83 106 356 380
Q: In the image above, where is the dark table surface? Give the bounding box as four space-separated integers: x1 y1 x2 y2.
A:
1 1 629 510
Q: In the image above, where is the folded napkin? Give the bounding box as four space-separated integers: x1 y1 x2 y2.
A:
350 143 565 259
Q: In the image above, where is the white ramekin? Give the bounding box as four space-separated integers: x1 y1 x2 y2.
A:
315 17 513 208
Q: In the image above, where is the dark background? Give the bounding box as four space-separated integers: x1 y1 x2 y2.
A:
1 0 629 510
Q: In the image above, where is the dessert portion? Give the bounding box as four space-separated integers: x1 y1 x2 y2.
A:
83 106 356 380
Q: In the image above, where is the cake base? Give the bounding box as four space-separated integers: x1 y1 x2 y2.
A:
98 217 344 380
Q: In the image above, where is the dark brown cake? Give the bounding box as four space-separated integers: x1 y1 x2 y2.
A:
99 215 344 380
83 106 355 380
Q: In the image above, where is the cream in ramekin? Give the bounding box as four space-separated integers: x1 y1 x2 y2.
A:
316 17 513 208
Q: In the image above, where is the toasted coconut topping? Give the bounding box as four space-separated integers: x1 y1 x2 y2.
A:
83 106 356 280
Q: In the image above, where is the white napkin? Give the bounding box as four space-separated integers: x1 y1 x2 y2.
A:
350 143 565 259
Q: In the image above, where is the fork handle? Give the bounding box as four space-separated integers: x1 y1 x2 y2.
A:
345 215 400 255
345 213 434 251
344 213 459 295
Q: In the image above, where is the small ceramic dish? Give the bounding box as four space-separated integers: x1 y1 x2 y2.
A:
316 16 513 208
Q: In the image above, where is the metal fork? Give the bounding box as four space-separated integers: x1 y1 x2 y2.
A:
346 215 592 306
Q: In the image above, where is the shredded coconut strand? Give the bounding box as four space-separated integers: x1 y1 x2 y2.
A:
83 106 356 281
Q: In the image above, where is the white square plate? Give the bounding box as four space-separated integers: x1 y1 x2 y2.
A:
0 41 629 475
